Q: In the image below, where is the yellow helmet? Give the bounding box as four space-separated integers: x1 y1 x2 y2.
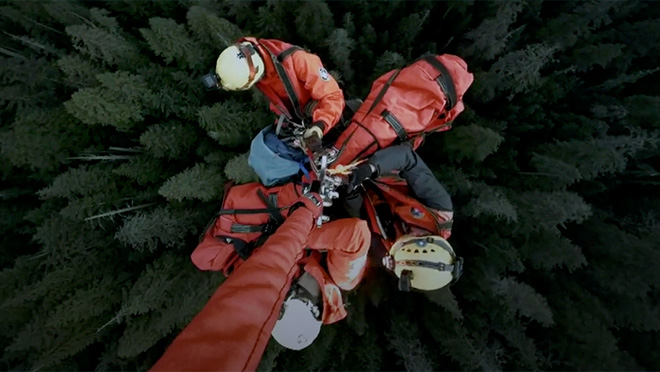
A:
387 235 463 291
215 42 265 91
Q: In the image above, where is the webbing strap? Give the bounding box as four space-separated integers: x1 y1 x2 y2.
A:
299 160 311 181
438 220 453 229
365 69 402 117
231 238 253 260
230 224 265 233
395 259 454 272
422 56 457 111
257 189 285 224
216 207 286 216
381 110 408 142
261 44 305 121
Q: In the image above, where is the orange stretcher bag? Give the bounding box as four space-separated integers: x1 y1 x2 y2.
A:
331 54 474 166
191 181 302 276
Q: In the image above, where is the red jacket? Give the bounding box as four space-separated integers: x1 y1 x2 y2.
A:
151 202 319 372
240 37 345 134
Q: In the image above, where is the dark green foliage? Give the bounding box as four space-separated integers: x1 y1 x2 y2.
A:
158 163 226 202
139 121 197 159
115 206 198 252
2 1 660 371
224 152 259 184
197 99 266 147
140 17 205 70
64 71 155 131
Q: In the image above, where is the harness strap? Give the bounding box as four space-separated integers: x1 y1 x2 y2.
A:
365 68 402 117
238 43 258 90
260 44 305 121
216 207 287 216
398 270 412 292
230 224 265 233
438 220 453 229
299 160 311 181
395 259 454 272
381 110 408 142
231 238 253 260
257 189 285 224
422 55 457 111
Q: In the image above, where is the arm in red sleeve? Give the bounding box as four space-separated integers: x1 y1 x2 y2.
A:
150 206 317 372
292 52 345 134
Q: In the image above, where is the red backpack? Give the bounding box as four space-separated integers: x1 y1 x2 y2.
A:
331 54 474 166
191 181 303 276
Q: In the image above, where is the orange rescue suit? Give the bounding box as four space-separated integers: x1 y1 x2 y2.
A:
240 37 345 134
151 200 322 372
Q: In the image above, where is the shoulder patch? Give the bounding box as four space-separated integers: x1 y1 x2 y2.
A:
411 207 425 219
318 67 330 81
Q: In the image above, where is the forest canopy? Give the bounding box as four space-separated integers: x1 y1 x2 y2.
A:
1 1 659 371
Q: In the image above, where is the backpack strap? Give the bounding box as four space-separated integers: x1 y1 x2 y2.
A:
216 189 290 260
257 189 285 224
422 55 457 111
260 43 305 121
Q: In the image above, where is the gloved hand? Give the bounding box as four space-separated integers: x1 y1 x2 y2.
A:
348 163 376 192
289 181 323 219
303 123 324 153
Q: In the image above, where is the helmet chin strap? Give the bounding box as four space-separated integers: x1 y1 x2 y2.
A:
398 270 413 292
237 43 258 90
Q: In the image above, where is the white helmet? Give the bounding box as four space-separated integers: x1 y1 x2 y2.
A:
215 42 265 91
271 273 322 350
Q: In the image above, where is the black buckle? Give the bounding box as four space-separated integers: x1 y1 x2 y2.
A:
450 257 464 285
261 219 278 235
398 269 413 292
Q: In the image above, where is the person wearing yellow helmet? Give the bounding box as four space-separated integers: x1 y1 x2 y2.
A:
202 37 345 154
344 143 464 291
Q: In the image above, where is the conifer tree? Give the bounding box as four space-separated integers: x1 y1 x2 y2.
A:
461 1 527 61
2 1 660 370
440 123 505 163
461 183 519 223
325 28 355 83
115 206 198 252
186 5 243 51
294 1 335 47
0 108 91 173
480 43 558 100
387 314 434 371
197 99 266 147
140 17 205 70
56 54 103 89
371 50 405 81
139 121 198 160
64 71 155 131
158 163 226 202
224 152 259 184
393 10 430 59
64 10 143 69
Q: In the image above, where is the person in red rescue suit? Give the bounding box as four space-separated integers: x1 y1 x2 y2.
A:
150 187 331 372
186 178 371 352
190 181 371 292
341 142 464 291
211 37 345 152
